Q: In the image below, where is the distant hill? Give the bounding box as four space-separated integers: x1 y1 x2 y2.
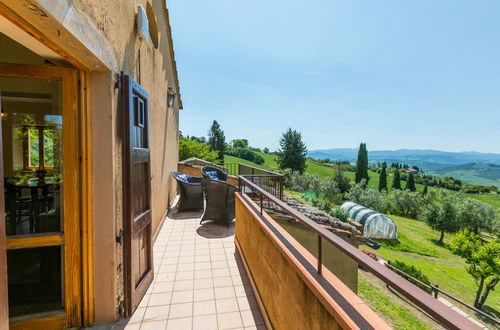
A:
430 163 500 188
308 148 500 171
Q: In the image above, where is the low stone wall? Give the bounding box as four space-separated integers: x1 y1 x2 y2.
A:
177 163 239 186
235 193 388 330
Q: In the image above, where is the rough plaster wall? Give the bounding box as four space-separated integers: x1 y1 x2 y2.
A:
69 0 180 320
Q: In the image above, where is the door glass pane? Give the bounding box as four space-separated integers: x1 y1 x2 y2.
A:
0 77 63 236
7 246 63 319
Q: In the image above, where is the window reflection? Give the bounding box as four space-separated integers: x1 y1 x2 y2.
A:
1 77 63 236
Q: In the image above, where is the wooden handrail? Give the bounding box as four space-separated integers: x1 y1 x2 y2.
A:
238 175 482 330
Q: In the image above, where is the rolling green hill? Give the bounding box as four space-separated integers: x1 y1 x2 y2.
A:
224 152 500 210
430 162 500 188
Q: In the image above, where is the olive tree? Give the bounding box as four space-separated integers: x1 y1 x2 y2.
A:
419 193 461 244
387 189 421 218
449 230 499 309
346 180 387 212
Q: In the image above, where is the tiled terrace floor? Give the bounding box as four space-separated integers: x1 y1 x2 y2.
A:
121 211 266 330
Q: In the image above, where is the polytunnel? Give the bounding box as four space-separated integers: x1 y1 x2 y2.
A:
340 202 357 212
340 202 398 241
364 214 398 240
355 209 378 225
349 205 366 219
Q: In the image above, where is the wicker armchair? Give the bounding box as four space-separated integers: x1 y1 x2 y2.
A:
171 171 204 212
201 166 228 182
200 179 237 227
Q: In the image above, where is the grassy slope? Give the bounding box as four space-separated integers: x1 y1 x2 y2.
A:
358 276 433 330
225 151 500 313
375 215 499 312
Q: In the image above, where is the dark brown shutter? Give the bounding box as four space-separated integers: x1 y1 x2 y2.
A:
121 73 154 316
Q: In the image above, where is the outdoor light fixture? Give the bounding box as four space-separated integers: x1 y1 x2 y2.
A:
167 87 176 109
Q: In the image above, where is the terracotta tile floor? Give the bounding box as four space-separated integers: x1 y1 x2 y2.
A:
121 211 266 330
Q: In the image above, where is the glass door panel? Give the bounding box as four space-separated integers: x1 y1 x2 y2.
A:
0 73 67 323
0 76 63 237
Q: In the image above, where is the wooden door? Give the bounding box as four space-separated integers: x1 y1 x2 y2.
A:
0 63 81 329
0 104 8 330
122 73 154 316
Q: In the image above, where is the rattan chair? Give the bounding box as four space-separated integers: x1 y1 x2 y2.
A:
201 166 228 182
200 179 237 227
171 171 204 212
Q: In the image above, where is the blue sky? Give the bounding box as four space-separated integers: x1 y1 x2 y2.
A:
169 0 500 153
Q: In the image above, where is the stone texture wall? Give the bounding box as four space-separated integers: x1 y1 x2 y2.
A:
1 0 181 324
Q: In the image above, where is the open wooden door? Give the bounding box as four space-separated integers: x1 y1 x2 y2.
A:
0 63 81 329
0 105 8 330
122 73 154 316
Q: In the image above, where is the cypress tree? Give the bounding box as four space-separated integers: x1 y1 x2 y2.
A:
355 143 369 184
423 184 428 195
406 173 416 191
378 165 387 192
392 169 401 190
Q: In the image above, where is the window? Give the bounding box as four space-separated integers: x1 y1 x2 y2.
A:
24 126 59 170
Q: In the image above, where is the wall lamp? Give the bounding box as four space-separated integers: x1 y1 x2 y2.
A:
167 87 176 109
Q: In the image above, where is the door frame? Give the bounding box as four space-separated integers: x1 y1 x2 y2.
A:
0 62 82 329
0 89 8 330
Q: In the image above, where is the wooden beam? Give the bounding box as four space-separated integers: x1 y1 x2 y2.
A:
61 68 81 328
6 234 63 250
0 62 63 80
10 311 65 330
80 70 94 326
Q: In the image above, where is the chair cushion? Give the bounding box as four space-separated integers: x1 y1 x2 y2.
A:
176 173 188 182
206 171 219 180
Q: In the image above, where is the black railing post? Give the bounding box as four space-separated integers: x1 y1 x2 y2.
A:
260 192 263 214
434 284 439 299
279 177 284 200
317 235 323 275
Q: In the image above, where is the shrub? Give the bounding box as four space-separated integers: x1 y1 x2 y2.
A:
179 138 219 162
320 202 332 212
388 260 433 294
320 179 342 204
329 208 350 222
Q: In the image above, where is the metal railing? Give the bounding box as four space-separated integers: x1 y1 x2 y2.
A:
217 163 284 200
385 262 499 326
237 175 482 330
179 158 285 200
